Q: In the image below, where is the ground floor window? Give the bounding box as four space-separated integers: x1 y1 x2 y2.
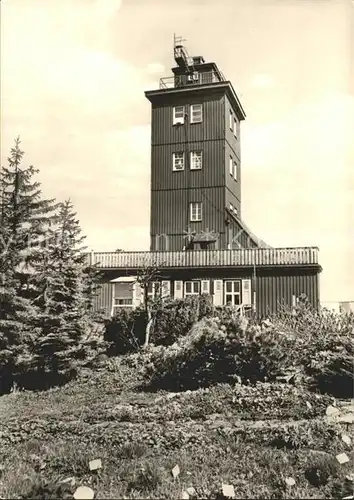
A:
185 280 200 296
224 280 242 306
112 282 134 314
147 281 161 301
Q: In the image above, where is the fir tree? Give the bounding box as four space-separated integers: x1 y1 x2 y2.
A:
0 138 58 390
32 199 101 380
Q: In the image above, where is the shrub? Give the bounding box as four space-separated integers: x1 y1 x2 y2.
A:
104 307 147 355
151 294 214 346
271 305 354 398
146 316 296 391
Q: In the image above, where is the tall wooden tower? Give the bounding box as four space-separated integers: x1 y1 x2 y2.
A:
145 35 260 252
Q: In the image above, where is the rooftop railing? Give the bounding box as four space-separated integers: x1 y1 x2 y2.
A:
87 247 319 269
159 70 224 90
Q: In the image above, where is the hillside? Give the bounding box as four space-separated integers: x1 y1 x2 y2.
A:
0 353 353 500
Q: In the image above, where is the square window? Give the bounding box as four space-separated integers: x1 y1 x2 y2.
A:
190 202 202 222
173 152 185 171
190 104 202 123
173 106 185 125
190 150 202 170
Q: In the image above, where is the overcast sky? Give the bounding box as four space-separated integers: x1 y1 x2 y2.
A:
1 0 353 302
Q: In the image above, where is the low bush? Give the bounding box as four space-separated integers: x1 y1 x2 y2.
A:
151 294 214 346
104 307 147 355
271 305 354 398
145 316 297 391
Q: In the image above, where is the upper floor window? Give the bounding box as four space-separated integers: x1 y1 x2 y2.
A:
233 117 238 138
190 201 202 221
190 104 203 123
233 161 237 180
229 110 233 130
190 151 202 170
173 152 185 171
173 106 185 125
229 156 233 176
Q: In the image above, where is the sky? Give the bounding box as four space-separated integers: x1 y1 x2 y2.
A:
1 0 353 303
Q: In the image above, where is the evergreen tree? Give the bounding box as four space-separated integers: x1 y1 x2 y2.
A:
32 199 101 381
0 138 58 390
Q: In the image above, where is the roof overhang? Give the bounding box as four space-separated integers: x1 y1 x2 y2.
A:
145 81 246 121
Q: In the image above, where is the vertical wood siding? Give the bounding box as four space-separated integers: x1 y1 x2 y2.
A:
151 92 225 146
93 282 113 317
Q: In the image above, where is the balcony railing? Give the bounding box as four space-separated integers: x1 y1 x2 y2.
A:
159 70 224 90
87 247 319 269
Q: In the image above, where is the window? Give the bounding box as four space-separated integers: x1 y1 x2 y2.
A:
190 104 202 123
185 281 200 295
173 152 185 171
229 156 233 176
229 203 234 212
190 150 202 170
173 106 185 125
229 110 233 130
224 280 242 306
190 201 202 221
147 282 160 301
233 117 238 138
114 298 133 306
233 161 237 180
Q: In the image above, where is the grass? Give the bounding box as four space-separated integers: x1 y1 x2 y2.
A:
0 355 353 499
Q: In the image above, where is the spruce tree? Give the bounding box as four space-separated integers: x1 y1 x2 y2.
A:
32 199 101 380
0 138 58 390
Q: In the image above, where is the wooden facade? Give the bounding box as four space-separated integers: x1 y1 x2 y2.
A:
92 37 322 317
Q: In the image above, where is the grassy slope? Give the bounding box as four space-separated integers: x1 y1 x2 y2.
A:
0 356 353 500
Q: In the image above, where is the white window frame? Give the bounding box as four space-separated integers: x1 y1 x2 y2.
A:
147 281 161 301
229 156 233 176
233 117 238 138
185 281 200 296
190 201 202 222
190 104 203 123
190 150 202 170
173 152 185 171
233 161 237 180
229 110 233 130
173 106 185 125
224 280 242 306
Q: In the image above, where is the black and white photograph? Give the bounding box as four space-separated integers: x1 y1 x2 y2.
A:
0 0 353 498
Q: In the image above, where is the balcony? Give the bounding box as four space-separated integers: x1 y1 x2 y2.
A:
159 70 224 90
87 247 319 270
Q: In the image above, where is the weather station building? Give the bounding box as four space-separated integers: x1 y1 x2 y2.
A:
89 36 322 318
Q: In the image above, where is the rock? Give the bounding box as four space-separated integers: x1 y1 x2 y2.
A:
338 413 354 424
186 487 196 496
222 484 235 499
345 473 354 482
306 401 312 410
341 434 352 446
326 405 340 417
172 464 180 479
285 477 296 487
336 453 350 465
73 486 95 499
181 492 189 500
89 459 102 471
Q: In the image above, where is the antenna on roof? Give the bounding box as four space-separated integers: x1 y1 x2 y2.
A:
173 33 193 71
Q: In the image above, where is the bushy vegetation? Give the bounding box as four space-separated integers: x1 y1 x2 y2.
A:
0 139 101 393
